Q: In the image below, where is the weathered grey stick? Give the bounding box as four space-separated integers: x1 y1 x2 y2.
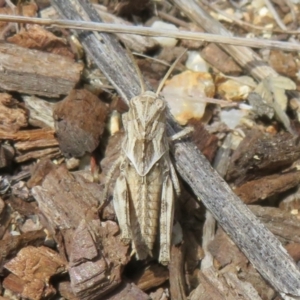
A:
50 0 300 297
0 14 300 52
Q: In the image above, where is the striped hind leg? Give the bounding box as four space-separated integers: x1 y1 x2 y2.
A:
113 171 131 244
159 171 175 265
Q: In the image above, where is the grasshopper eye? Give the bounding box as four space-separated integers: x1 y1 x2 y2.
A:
156 100 164 109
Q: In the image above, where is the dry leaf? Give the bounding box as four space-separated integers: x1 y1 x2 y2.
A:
255 75 296 111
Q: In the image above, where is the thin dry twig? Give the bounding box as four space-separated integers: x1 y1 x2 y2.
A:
203 0 296 34
0 14 299 52
264 0 288 31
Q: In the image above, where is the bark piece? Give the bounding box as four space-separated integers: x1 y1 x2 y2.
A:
189 268 239 300
7 195 37 217
286 243 300 262
0 203 10 240
0 230 46 271
69 219 98 265
30 160 128 299
53 89 108 157
0 3 37 32
149 288 168 300
188 119 218 163
69 220 129 299
0 196 4 215
3 274 28 297
250 205 300 244
22 95 55 128
0 143 14 169
184 230 203 291
226 129 300 185
7 24 74 58
0 93 27 133
58 281 79 300
0 42 82 97
21 219 43 233
208 228 275 299
169 245 187 300
133 263 169 291
15 147 61 163
200 43 242 76
196 267 263 300
104 282 150 300
235 171 300 204
0 128 55 141
13 179 33 201
3 128 60 163
4 246 66 300
15 138 59 151
268 50 298 79
208 228 248 269
31 162 100 229
27 158 57 188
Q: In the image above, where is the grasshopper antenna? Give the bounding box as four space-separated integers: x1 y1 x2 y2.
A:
156 50 187 96
124 43 146 93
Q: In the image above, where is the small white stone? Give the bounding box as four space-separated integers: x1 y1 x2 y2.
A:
259 6 269 17
220 109 248 130
151 21 178 47
185 51 208 72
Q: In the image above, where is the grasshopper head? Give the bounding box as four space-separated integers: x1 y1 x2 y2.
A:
130 91 166 128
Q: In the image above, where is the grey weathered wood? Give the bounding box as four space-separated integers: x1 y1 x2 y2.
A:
0 42 83 97
50 0 300 297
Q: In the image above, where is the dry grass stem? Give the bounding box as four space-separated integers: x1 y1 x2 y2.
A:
0 14 299 52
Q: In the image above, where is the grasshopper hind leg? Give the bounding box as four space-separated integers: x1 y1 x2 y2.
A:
159 168 175 265
113 170 132 244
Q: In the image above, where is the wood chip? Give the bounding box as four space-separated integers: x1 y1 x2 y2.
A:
4 246 66 300
200 43 242 76
31 162 100 229
250 205 300 244
188 119 218 163
22 95 55 129
0 93 27 133
104 282 150 300
133 263 169 291
0 42 83 97
69 220 129 299
234 171 300 204
7 24 74 58
53 89 108 157
0 230 47 272
169 245 187 300
226 129 300 185
0 143 14 168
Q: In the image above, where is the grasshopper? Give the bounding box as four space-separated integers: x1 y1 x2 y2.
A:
103 52 185 265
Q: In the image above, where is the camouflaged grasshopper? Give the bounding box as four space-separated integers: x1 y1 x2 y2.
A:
103 52 185 265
